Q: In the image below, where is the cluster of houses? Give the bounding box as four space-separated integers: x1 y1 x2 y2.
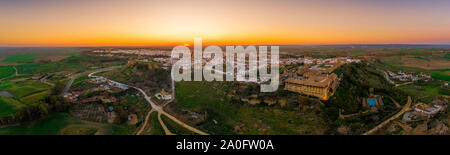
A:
63 91 81 101
155 89 172 100
413 103 442 115
89 77 129 91
107 81 129 90
403 102 443 121
280 57 361 66
64 76 130 102
387 71 431 82
93 49 172 57
90 77 107 84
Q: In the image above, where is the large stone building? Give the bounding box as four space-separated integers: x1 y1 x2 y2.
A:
284 73 339 100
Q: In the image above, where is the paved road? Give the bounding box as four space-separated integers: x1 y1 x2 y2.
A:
61 66 120 96
382 70 396 85
60 73 79 96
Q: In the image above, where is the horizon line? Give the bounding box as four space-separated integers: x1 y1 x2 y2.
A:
1 43 450 48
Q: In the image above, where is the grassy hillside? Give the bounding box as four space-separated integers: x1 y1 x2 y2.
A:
0 96 24 117
173 81 328 135
0 80 50 98
324 63 409 134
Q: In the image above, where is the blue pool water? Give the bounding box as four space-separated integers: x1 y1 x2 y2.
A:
368 99 377 106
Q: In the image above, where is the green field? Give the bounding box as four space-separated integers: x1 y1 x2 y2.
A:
0 112 130 135
0 66 15 79
431 72 450 81
444 53 450 60
21 90 49 104
2 54 38 63
16 55 125 75
0 80 50 98
409 56 431 61
59 52 80 57
174 81 328 135
0 80 51 116
0 96 25 117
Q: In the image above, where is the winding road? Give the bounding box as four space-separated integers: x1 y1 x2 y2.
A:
61 66 120 96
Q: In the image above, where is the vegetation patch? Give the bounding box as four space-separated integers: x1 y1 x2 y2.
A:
2 54 39 63
160 114 196 135
0 80 50 98
0 96 24 117
0 66 15 79
174 81 328 135
431 72 450 81
324 63 409 134
21 90 49 104
0 112 130 135
409 56 430 61
148 112 165 135
444 53 450 60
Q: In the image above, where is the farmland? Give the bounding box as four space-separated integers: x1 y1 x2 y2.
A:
0 66 15 79
0 80 50 98
0 112 130 135
0 96 25 117
0 46 449 135
2 54 38 63
0 80 51 116
409 56 430 61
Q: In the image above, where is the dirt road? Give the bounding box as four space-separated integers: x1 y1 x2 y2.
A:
136 109 155 135
362 96 412 135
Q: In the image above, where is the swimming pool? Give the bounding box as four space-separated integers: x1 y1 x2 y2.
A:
368 99 377 106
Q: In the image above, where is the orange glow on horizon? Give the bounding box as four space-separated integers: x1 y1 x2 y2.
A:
0 0 449 46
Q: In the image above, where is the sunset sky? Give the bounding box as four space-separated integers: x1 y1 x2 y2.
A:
1 0 450 46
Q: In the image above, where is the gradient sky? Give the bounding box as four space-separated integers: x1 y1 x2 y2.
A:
1 0 450 46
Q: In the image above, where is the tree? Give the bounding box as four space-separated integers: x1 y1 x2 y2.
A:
50 80 66 95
